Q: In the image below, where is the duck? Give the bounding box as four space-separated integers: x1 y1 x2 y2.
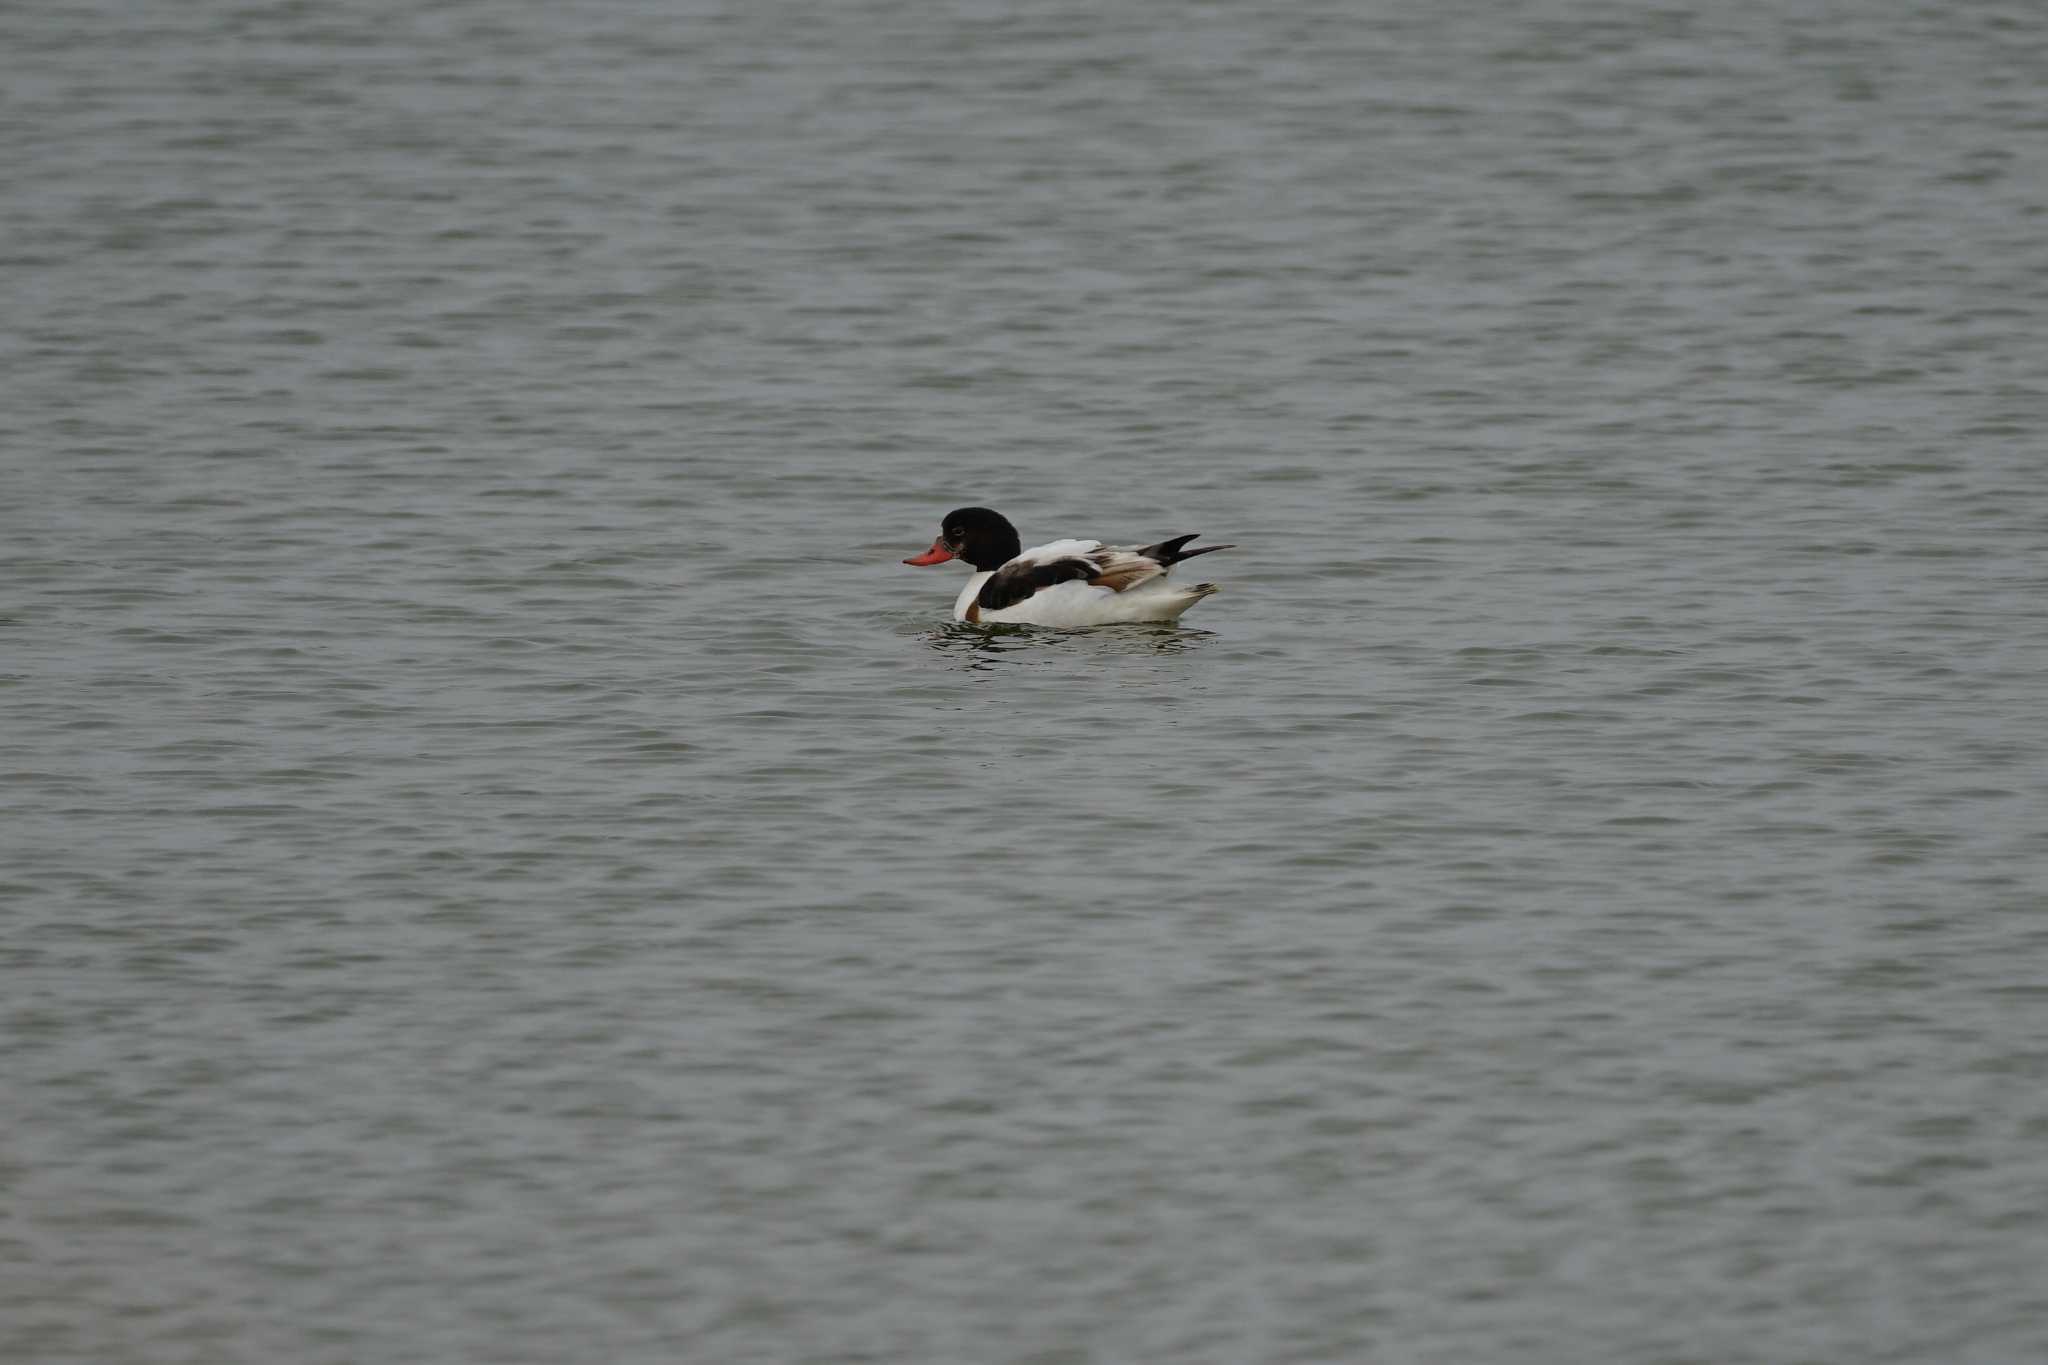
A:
903 507 1233 627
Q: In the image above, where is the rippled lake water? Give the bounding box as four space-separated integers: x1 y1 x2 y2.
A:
6 2 2048 1361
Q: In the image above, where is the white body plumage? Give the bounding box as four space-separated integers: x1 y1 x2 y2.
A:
952 539 1221 627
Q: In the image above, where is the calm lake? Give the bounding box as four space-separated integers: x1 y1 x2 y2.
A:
5 1 2047 1361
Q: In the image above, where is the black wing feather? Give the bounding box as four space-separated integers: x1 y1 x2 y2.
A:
1136 533 1235 566
976 556 1097 612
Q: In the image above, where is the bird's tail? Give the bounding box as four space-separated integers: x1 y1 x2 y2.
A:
1138 534 1236 567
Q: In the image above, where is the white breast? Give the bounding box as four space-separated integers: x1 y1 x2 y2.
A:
952 572 993 621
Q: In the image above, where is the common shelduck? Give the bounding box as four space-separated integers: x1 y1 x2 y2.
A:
903 507 1233 627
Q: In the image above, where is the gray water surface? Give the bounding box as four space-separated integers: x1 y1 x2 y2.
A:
6 2 2048 1362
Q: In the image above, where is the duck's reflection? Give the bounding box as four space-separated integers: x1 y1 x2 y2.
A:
922 621 1216 671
